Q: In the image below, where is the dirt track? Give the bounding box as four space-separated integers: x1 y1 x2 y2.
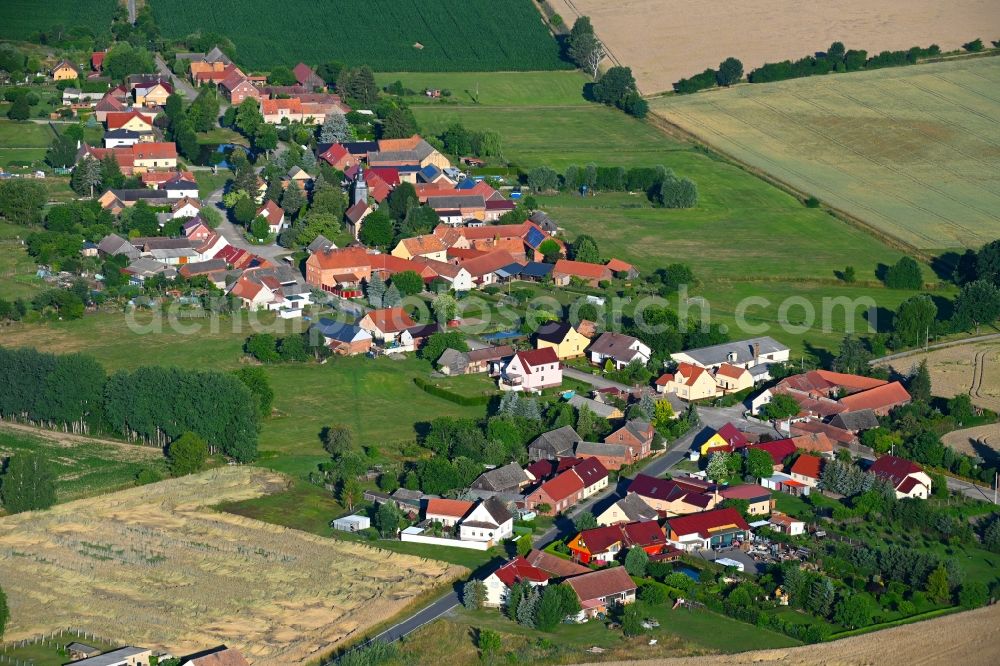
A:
548 0 1000 94
881 340 1000 411
572 604 1000 665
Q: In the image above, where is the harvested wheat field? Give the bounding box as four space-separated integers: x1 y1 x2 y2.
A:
880 339 1000 411
943 423 1000 458
573 604 1000 666
548 0 1000 94
653 57 1000 249
0 467 463 664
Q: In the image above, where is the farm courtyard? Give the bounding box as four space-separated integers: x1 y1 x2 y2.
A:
652 57 1000 250
0 467 463 664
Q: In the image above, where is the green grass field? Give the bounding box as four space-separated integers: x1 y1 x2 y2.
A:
375 71 592 106
0 221 44 299
652 57 1000 250
0 631 119 666
0 119 55 167
0 0 117 40
0 313 488 458
151 0 567 72
0 428 167 504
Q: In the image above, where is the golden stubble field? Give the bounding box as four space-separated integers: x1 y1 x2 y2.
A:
572 604 1000 666
548 0 1000 94
0 467 463 664
881 340 1000 411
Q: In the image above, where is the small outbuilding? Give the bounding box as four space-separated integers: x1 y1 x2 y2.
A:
332 515 371 532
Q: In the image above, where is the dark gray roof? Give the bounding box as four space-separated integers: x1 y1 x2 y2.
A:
466 345 514 363
97 233 139 258
480 496 513 525
437 347 469 372
529 210 558 233
111 188 169 202
624 419 652 440
535 321 573 344
426 194 485 210
529 426 580 460
588 332 642 358
575 440 629 458
104 128 143 139
674 336 788 367
829 409 879 432
612 493 658 522
471 462 529 492
70 647 150 666
307 234 334 253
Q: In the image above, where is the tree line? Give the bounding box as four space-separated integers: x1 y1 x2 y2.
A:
0 347 260 462
527 164 697 208
673 40 958 93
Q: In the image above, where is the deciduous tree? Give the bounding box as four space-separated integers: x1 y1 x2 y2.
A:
0 453 56 513
167 432 209 476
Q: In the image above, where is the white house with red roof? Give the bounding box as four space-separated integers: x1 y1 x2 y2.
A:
665 507 751 551
482 556 549 607
656 362 719 401
257 200 287 234
868 455 932 499
497 347 562 392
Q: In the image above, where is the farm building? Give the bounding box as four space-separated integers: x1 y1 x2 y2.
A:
332 515 371 532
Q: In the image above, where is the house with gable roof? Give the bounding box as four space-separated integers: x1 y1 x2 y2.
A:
458 497 513 543
482 556 549 607
699 422 750 457
588 332 651 370
359 307 417 344
628 474 720 517
311 318 373 356
256 200 287 234
671 336 790 382
391 234 447 262
534 321 590 360
605 419 656 460
565 566 637 619
596 493 658 526
551 259 612 287
789 454 824 487
665 507 751 551
471 462 531 494
575 440 635 471
524 468 584 515
497 347 562 392
868 455 932 499
528 426 581 462
568 520 668 565
656 362 719 401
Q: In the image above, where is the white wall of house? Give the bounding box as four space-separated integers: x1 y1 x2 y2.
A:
400 531 489 550
580 476 609 499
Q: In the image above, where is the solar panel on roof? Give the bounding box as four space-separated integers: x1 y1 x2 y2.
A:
524 227 545 248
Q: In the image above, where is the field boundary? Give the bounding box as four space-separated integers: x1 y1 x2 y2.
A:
871 332 1000 364
643 113 932 261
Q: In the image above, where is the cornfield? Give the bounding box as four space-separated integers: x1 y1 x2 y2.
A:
0 0 117 41
150 0 569 71
0 467 463 665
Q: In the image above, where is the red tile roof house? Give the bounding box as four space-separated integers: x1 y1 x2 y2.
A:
574 440 634 471
524 468 584 515
565 567 638 620
256 200 287 234
568 456 610 499
567 520 668 565
605 419 655 460
551 259 613 287
483 555 549 607
718 484 774 516
665 507 751 551
838 381 912 416
358 307 417 344
497 347 562 393
747 438 798 472
424 498 475 528
628 474 720 517
868 455 932 499
293 62 325 89
789 454 824 487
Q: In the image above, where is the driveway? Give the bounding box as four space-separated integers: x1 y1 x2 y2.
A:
154 54 197 100
205 186 292 263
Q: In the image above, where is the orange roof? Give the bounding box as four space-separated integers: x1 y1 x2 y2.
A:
470 236 524 255
790 454 823 479
715 363 747 379
377 135 422 152
814 370 889 392
448 247 489 261
676 362 708 386
105 111 154 129
539 469 585 503
261 98 303 115
365 307 416 334
426 498 474 519
552 259 611 280
400 235 445 256
458 249 517 277
142 170 195 186
132 143 177 160
605 258 634 273
838 381 911 412
257 200 283 224
308 247 371 270
230 275 264 301
789 432 834 453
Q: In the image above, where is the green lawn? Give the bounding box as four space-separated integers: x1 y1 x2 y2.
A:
194 170 231 198
0 313 489 457
0 119 58 167
0 221 44 299
375 71 592 107
0 631 119 666
0 428 167 504
413 104 690 169
197 127 247 145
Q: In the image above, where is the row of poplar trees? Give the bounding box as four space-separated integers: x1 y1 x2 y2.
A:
0 347 258 462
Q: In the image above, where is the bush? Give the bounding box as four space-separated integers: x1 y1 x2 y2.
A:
412 377 490 406
962 38 984 52
883 256 923 289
